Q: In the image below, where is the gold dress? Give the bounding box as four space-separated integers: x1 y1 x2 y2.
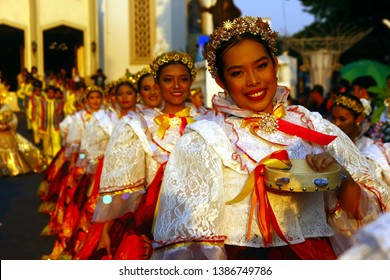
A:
0 103 44 176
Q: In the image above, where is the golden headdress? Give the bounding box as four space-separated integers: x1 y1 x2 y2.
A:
86 85 104 97
134 67 152 90
105 80 118 94
190 87 203 96
150 51 196 81
115 75 138 92
203 16 278 78
333 93 364 116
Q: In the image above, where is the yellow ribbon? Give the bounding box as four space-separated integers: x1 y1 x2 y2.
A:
154 107 195 139
226 150 291 206
226 150 292 246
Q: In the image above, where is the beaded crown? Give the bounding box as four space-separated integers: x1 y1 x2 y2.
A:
203 16 278 78
106 80 118 91
86 85 103 97
115 75 138 91
190 87 203 96
333 94 364 115
150 51 196 81
134 67 152 90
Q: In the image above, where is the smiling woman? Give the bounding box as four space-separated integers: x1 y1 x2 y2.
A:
151 16 387 260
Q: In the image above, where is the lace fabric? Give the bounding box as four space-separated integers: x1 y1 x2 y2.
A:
339 212 390 259
77 109 116 173
152 87 387 259
93 112 155 222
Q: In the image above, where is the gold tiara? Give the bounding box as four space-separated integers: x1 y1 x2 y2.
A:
116 75 137 91
134 67 152 90
86 85 103 97
333 94 364 115
203 16 278 78
106 80 117 91
150 51 196 81
190 87 202 96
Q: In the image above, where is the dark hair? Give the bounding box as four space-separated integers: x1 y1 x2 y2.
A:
33 80 42 89
215 33 276 81
332 92 364 119
311 84 324 95
155 61 192 82
46 85 57 92
352 76 377 89
137 73 153 92
115 80 137 97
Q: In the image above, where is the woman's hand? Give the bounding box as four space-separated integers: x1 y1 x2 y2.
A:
306 152 338 171
306 152 364 219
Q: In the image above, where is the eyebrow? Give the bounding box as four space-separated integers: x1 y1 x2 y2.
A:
226 56 269 72
161 73 190 78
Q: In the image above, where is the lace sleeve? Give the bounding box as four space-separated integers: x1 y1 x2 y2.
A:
92 117 148 222
311 114 387 255
152 131 227 260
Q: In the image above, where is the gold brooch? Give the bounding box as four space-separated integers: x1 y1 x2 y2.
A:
253 114 278 133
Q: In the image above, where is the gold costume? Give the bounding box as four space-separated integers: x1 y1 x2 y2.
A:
0 103 44 176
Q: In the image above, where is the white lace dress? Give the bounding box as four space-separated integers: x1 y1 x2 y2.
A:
92 111 154 222
76 109 118 174
355 136 390 210
151 86 387 260
92 105 202 223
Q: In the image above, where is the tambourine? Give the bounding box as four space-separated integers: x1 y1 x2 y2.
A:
265 159 342 192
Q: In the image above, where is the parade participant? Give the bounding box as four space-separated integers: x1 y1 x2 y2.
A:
104 81 118 113
41 85 107 259
40 86 102 239
27 80 44 146
22 75 34 129
72 75 146 260
37 95 86 215
0 85 43 177
151 16 387 260
134 67 163 110
39 85 65 164
16 69 29 113
189 87 207 112
331 93 390 210
52 79 135 259
77 51 199 260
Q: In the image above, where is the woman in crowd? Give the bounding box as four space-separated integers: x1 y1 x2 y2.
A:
104 81 118 113
151 16 387 260
50 77 140 259
37 95 86 214
189 87 207 112
0 85 43 177
135 67 163 111
40 86 104 239
41 86 107 259
75 51 200 260
331 93 390 210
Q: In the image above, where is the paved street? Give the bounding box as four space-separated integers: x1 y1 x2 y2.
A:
0 111 56 260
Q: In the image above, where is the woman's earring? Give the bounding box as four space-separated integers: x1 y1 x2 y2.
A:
356 122 361 131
